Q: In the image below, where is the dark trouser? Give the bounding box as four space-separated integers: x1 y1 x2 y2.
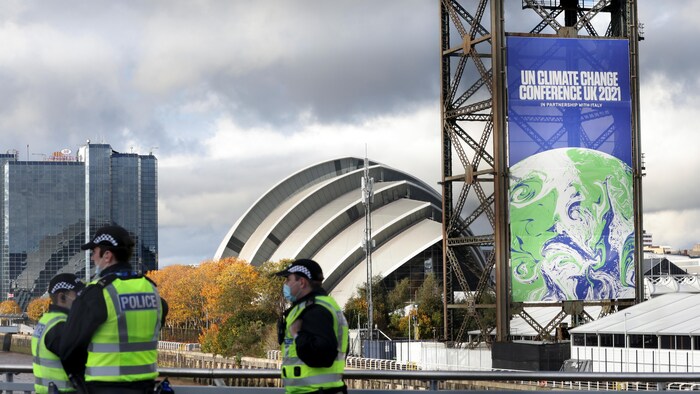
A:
85 381 155 394
306 384 348 394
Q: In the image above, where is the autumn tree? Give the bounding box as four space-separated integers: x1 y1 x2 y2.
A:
253 259 290 352
254 259 289 318
149 258 324 357
198 258 287 357
26 297 51 322
149 265 205 331
0 299 22 326
0 299 21 314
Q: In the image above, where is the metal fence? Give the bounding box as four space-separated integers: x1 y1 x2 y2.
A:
3 365 700 394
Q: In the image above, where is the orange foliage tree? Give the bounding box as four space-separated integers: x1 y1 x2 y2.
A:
197 257 278 357
26 297 51 322
148 257 295 357
0 299 21 314
0 299 22 325
149 264 205 330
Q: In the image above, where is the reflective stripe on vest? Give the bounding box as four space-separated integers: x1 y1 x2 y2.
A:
85 363 158 377
88 340 159 352
31 312 75 393
281 295 349 393
85 276 162 383
33 357 64 369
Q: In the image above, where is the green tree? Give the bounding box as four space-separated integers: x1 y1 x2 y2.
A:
214 309 270 358
342 275 391 333
343 291 367 331
387 277 411 313
385 278 411 337
414 273 443 339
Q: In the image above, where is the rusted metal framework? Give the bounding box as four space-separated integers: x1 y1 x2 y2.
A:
440 0 643 345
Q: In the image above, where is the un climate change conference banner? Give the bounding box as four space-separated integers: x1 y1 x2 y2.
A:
507 36 635 302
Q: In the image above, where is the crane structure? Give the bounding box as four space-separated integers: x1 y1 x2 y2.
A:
439 0 644 346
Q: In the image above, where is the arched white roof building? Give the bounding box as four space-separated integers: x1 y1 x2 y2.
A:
215 157 483 308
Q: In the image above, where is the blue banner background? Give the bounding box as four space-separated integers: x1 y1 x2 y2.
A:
507 36 632 167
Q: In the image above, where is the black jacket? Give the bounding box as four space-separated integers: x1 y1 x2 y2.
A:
57 262 168 389
281 288 340 368
42 304 86 378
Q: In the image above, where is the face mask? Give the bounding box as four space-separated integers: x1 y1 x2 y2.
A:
283 284 297 302
63 293 77 307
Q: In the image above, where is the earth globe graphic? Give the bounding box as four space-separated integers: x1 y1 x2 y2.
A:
509 147 635 302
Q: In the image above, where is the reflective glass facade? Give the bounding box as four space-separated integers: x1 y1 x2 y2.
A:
0 144 158 309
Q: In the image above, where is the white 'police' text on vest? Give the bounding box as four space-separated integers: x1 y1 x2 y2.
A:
119 293 159 311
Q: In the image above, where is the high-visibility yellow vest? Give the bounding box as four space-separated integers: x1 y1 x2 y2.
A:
281 295 348 394
85 275 162 383
32 311 75 393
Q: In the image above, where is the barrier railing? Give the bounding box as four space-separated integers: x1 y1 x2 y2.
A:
3 364 700 393
159 340 202 352
267 350 417 370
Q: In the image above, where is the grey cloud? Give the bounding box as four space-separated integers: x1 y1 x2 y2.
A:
1 1 698 264
146 1 440 127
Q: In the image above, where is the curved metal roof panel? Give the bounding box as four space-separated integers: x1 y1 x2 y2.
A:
314 199 438 290
237 163 441 265
269 181 408 261
214 157 370 259
331 218 442 308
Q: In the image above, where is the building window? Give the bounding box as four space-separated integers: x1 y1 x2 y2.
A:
629 334 643 348
630 334 657 349
677 336 692 350
584 333 598 347
660 335 674 349
572 333 584 346
613 334 625 348
644 334 658 349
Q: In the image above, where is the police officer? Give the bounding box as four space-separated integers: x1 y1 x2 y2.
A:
275 259 349 394
32 273 85 393
58 225 168 394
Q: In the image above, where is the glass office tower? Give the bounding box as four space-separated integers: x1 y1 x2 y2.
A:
0 143 158 309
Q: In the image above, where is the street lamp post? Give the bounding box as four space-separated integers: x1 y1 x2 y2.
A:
624 312 631 372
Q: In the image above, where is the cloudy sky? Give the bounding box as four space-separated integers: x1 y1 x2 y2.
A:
1 1 697 267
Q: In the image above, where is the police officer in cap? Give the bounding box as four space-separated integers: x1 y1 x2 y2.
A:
58 225 168 394
32 273 85 393
275 259 349 394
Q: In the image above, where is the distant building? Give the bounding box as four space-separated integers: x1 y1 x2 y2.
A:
215 157 485 309
642 230 653 249
569 293 700 373
0 143 158 308
690 244 700 258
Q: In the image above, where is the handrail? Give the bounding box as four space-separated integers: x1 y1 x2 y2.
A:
3 364 700 383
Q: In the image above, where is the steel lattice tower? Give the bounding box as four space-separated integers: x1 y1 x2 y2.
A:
440 0 643 345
